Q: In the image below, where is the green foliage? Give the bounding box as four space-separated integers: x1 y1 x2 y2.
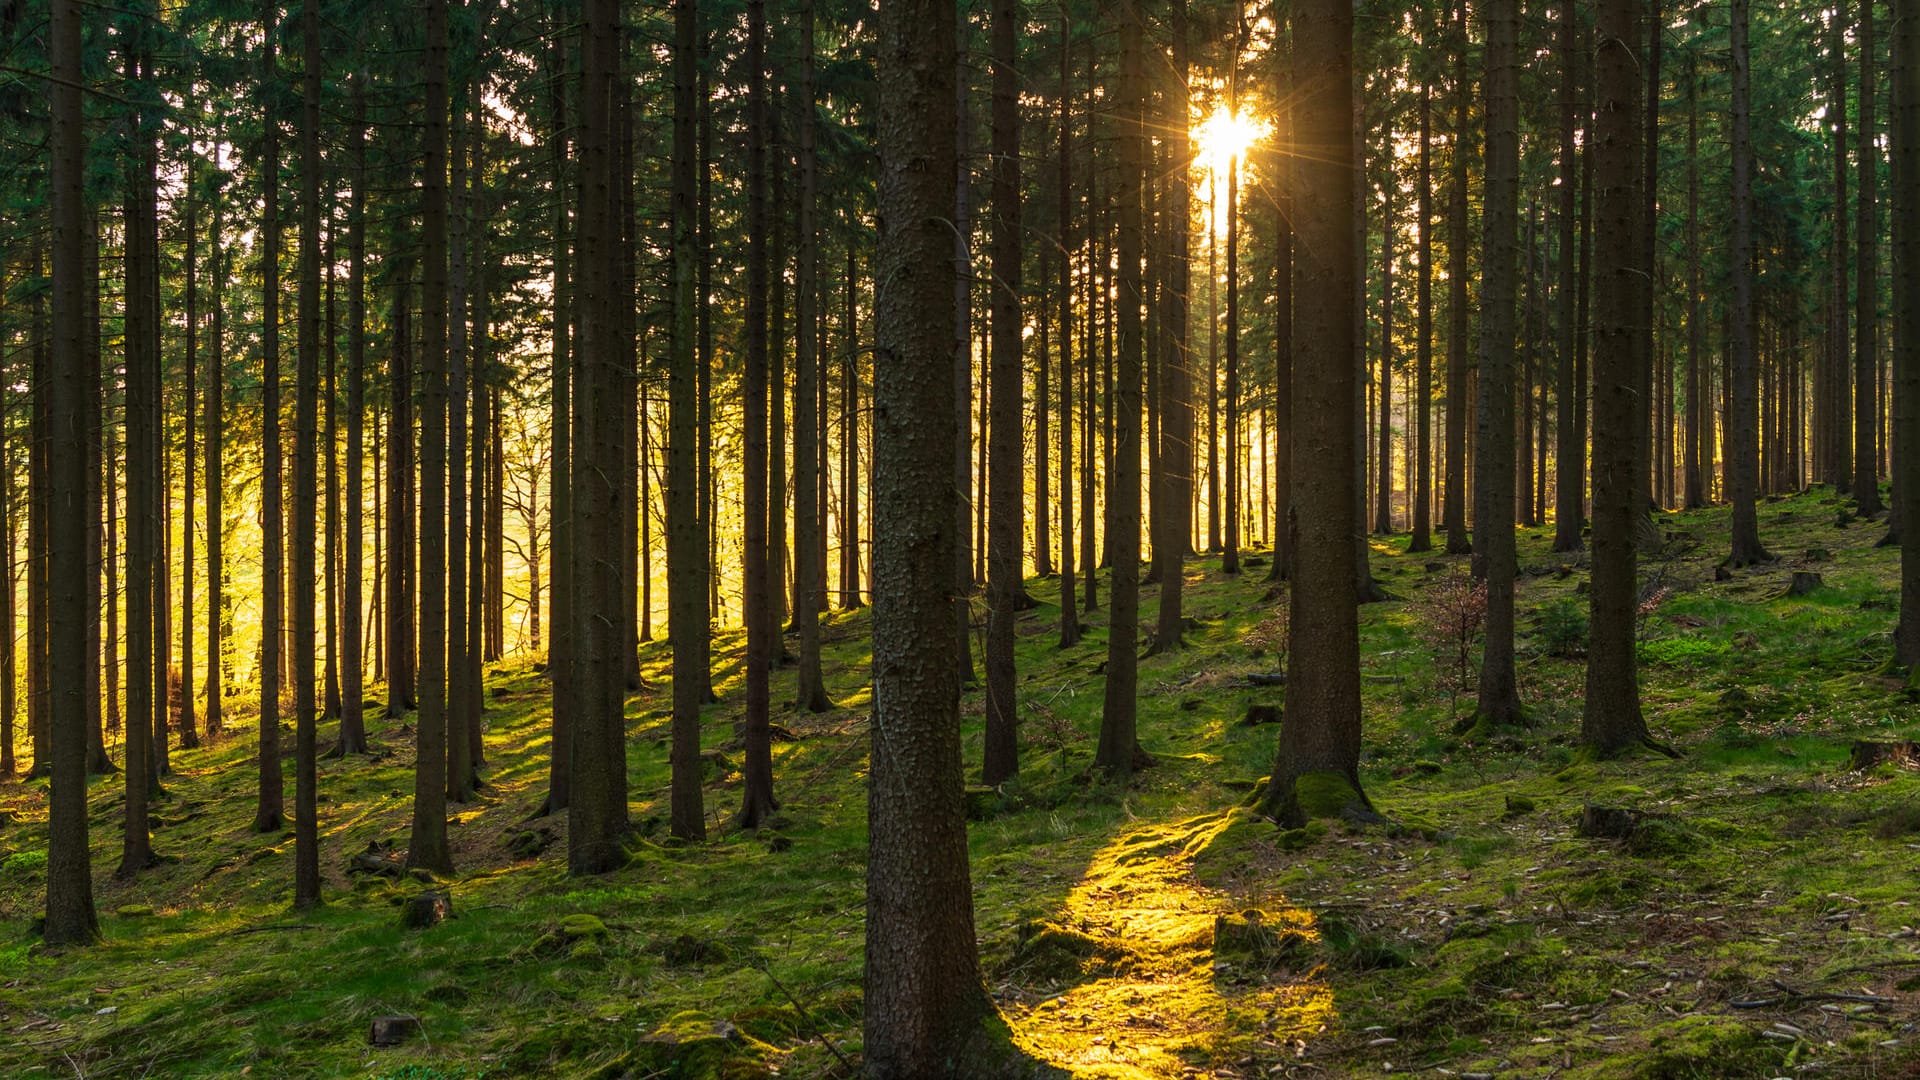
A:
1534 598 1589 657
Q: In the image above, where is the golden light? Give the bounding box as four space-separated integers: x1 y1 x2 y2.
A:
1194 107 1268 238
1193 107 1267 178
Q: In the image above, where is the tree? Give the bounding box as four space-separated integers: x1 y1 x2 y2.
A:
1552 0 1585 550
1094 0 1146 785
255 0 287 835
410 0 455 877
1410 78 1435 554
667 0 707 841
337 71 368 757
739 0 779 829
1857 0 1884 516
568 0 631 872
44 0 99 946
982 0 1023 788
790 0 831 715
864 0 1032 1068
1894 0 1919 669
1473 0 1525 727
1260 0 1374 826
1443 0 1473 556
1058 12 1081 648
1585 0 1661 753
1726 0 1771 566
1154 0 1194 648
292 0 323 910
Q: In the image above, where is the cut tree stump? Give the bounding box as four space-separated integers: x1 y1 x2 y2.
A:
1240 705 1282 727
369 1016 422 1046
400 891 452 930
1577 804 1641 840
1849 740 1920 772
1786 572 1824 597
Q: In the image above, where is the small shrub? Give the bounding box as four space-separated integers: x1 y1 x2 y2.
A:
1535 598 1589 658
1415 571 1487 721
1242 605 1289 671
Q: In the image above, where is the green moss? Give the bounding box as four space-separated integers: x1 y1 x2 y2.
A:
1275 820 1328 852
1287 770 1367 821
1630 1016 1780 1079
559 913 607 938
1212 910 1312 964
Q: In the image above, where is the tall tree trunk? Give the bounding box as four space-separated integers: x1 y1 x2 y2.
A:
120 30 160 871
864 0 1022 1066
1261 0 1372 825
545 11 573 811
45 0 99 943
1094 0 1147 785
1059 12 1081 647
1554 0 1585 545
340 74 367 755
1727 0 1771 566
1154 0 1193 647
738 0 779 830
1684 52 1706 509
982 0 1023 788
1474 0 1524 726
1269 56 1295 583
409 0 455 876
446 56 474 805
667 0 709 839
1859 0 1885 515
1584 0 1657 752
1375 175 1395 535
953 16 976 684
254 1 287 832
292 0 322 909
1892 0 1919 669
1444 0 1474 555
791 0 830 714
1412 79 1436 553
840 238 863 608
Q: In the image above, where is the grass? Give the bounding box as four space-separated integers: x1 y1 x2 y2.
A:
5 485 1920 1076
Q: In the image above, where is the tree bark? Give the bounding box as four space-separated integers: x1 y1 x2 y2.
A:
1727 0 1771 566
983 0 1023 787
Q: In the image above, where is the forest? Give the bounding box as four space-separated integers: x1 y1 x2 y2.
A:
1 0 1919 1074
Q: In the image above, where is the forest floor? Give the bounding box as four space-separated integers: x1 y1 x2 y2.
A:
9 488 1920 1078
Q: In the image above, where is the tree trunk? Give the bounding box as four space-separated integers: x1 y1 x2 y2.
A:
409 0 455 876
1727 0 1771 566
1059 12 1081 646
1412 79 1436 553
1095 0 1147 785
1860 0 1885 515
1262 0 1372 826
44 0 99 945
1154 0 1193 646
1584 0 1657 752
545 16 572 811
1444 0 1474 555
1472 0 1525 726
1892 0 1920 669
791 0 830 715
341 73 367 755
292 0 323 909
982 0 1023 788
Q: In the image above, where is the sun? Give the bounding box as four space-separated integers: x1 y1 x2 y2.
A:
1194 106 1267 178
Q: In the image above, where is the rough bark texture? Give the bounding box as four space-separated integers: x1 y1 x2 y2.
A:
791 0 831 715
1095 0 1147 785
1895 0 1920 669
1155 0 1194 647
44 0 99 945
1727 0 1771 566
668 0 707 839
1474 0 1525 726
293 0 322 908
739 0 779 830
1444 0 1474 556
410 0 455 877
1261 0 1371 827
1584 0 1657 753
864 0 1007 1070
983 0 1023 788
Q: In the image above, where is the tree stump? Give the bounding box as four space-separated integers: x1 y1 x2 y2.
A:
1577 804 1641 840
1786 572 1824 597
369 1016 422 1046
400 891 452 930
347 840 403 878
1849 740 1920 772
1240 704 1282 727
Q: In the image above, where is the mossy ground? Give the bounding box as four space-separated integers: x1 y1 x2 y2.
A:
6 487 1920 1076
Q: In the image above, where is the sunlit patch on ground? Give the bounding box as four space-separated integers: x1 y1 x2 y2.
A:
1007 812 1334 1077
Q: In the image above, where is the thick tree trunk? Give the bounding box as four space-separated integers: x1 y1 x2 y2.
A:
1444 0 1474 555
44 0 99 944
1892 0 1920 669
1262 0 1372 826
1860 0 1885 515
1555 3 1585 544
545 18 573 811
255 4 286 833
1584 0 1657 752
1412 80 1436 553
1154 0 1194 647
791 0 830 715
